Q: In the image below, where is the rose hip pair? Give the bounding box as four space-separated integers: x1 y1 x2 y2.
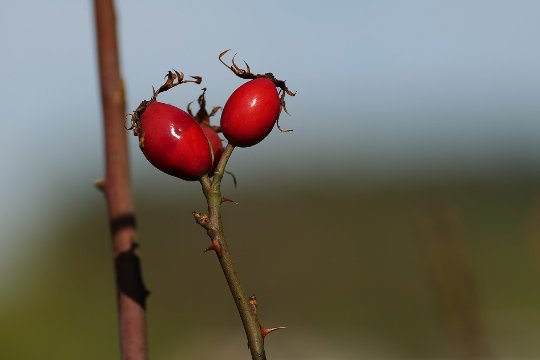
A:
129 51 295 181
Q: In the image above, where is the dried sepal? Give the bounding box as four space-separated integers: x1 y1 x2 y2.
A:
218 49 296 128
224 170 238 188
209 106 222 117
188 88 222 130
187 100 195 117
127 69 203 148
190 75 203 84
127 99 152 149
153 70 202 100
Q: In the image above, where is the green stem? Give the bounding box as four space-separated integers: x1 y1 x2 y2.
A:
200 144 267 360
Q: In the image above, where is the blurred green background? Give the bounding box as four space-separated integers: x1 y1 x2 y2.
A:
3 179 540 359
2 0 540 359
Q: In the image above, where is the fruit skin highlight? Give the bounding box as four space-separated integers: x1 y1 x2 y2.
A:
137 101 213 181
220 78 281 147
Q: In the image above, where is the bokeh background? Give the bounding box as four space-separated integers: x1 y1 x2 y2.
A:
1 0 540 358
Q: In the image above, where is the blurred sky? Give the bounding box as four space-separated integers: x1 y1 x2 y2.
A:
1 0 540 299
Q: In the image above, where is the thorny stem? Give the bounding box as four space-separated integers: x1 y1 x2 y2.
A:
199 144 268 360
94 0 149 359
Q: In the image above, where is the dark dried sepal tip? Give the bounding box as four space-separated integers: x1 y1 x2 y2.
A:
153 70 202 100
276 114 293 133
126 99 150 137
209 106 222 117
219 49 296 119
204 238 222 258
187 88 222 127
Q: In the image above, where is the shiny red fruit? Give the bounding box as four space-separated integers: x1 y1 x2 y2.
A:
201 125 224 173
221 77 280 147
138 101 213 180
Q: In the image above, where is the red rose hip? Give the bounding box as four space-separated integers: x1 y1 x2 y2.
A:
220 77 281 147
137 101 213 180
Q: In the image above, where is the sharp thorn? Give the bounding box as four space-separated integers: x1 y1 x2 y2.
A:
94 179 106 193
204 239 223 258
221 197 239 205
261 326 286 338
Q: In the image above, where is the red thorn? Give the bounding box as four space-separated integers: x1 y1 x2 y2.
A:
221 197 239 205
261 325 286 338
204 238 222 258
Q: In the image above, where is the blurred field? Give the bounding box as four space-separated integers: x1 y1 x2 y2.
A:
2 1 539 359
2 178 540 359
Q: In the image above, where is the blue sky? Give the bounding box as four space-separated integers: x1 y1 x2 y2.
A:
0 0 539 292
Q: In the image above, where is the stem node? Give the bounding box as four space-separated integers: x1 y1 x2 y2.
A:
192 211 210 228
